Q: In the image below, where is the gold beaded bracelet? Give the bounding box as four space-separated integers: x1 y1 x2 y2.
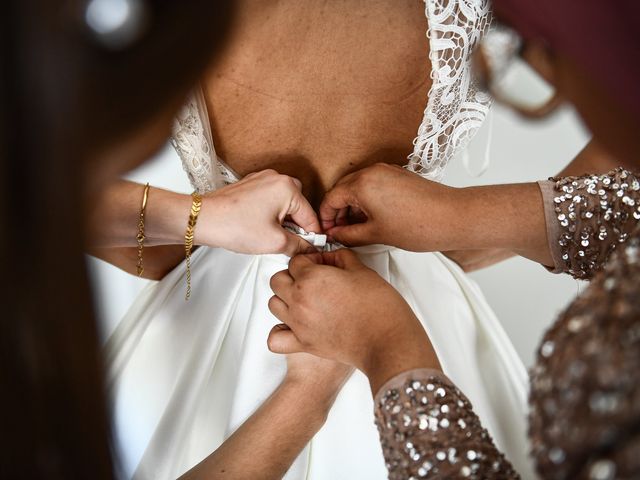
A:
136 183 150 276
184 191 202 300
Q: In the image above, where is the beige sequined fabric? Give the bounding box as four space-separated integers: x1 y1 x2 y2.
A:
375 170 640 479
529 234 640 479
374 369 519 479
539 167 640 279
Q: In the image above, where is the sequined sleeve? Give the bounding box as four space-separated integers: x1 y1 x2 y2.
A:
538 167 640 279
374 237 640 480
374 368 519 479
528 236 640 479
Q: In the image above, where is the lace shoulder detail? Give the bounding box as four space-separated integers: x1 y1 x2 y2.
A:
407 0 493 181
171 89 238 194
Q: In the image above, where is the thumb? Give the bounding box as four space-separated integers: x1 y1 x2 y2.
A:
287 191 322 234
267 324 305 354
281 230 318 257
326 222 373 247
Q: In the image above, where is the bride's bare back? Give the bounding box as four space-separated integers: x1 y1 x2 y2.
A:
203 0 430 207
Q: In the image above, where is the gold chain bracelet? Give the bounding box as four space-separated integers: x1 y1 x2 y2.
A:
184 192 202 300
136 183 150 276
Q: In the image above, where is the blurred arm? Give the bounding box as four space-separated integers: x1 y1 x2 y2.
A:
179 378 337 480
87 180 191 279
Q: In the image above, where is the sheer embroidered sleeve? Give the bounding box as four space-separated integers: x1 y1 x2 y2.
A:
538 167 640 279
374 368 519 479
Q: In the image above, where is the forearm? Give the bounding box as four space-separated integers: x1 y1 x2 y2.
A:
437 140 623 268
364 327 441 397
455 182 552 266
180 379 334 480
89 245 186 280
439 141 616 272
87 179 191 248
361 319 517 477
364 327 518 477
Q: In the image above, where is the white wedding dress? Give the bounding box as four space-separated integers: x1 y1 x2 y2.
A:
106 1 535 479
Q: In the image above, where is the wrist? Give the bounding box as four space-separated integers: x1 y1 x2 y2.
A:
414 184 470 251
279 376 338 424
194 192 235 249
362 326 440 396
460 183 550 261
145 188 193 245
437 185 489 251
282 370 345 400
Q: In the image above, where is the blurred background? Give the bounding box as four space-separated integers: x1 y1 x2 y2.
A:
89 101 589 368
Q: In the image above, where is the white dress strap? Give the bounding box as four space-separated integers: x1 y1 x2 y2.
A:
171 88 239 193
407 0 493 181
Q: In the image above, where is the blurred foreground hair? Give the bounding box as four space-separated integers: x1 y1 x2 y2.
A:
0 0 233 477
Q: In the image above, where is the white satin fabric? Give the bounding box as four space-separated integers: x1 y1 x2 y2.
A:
106 244 534 479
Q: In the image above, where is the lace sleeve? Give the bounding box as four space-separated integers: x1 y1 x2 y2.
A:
538 167 640 279
374 369 519 479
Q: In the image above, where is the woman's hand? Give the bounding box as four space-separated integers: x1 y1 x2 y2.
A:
267 249 440 392
319 163 461 251
320 163 553 266
198 169 322 256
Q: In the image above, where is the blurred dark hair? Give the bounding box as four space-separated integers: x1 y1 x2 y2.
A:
492 0 640 119
0 0 232 478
